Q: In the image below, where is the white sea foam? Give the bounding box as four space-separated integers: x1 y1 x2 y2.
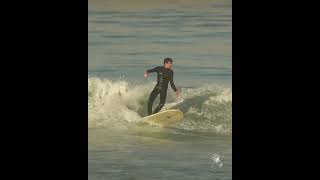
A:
88 77 232 134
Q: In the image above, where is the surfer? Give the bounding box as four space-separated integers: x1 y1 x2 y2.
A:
144 57 180 115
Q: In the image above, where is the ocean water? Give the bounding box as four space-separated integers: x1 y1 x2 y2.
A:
88 0 232 179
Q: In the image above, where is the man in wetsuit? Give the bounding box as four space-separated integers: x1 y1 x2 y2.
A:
144 57 180 115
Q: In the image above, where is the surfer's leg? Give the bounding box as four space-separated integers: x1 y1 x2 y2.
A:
153 90 167 114
148 88 160 115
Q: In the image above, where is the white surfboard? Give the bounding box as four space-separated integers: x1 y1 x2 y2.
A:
142 109 183 128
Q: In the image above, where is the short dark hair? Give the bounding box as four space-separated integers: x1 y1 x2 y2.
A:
164 57 173 64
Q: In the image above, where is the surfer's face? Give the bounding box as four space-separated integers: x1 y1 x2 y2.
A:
164 62 172 69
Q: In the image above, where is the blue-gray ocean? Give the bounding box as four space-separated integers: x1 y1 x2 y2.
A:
88 0 232 179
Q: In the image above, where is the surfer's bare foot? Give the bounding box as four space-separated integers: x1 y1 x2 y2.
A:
176 90 180 98
144 72 149 78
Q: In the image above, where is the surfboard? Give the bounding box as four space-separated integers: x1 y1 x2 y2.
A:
142 109 183 127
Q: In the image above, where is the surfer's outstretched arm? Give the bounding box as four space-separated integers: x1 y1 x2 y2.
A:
146 66 160 73
144 66 159 77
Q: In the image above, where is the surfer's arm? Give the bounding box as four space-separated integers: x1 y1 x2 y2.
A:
146 66 159 73
145 66 159 77
170 71 178 92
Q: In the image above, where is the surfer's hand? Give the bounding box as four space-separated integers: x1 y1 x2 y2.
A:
144 71 149 78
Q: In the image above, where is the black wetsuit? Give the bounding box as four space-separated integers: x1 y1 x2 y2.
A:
146 66 177 115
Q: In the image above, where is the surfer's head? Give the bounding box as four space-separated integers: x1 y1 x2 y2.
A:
164 57 173 69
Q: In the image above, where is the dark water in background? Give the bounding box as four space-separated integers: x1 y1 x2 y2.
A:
88 0 232 179
89 0 231 88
